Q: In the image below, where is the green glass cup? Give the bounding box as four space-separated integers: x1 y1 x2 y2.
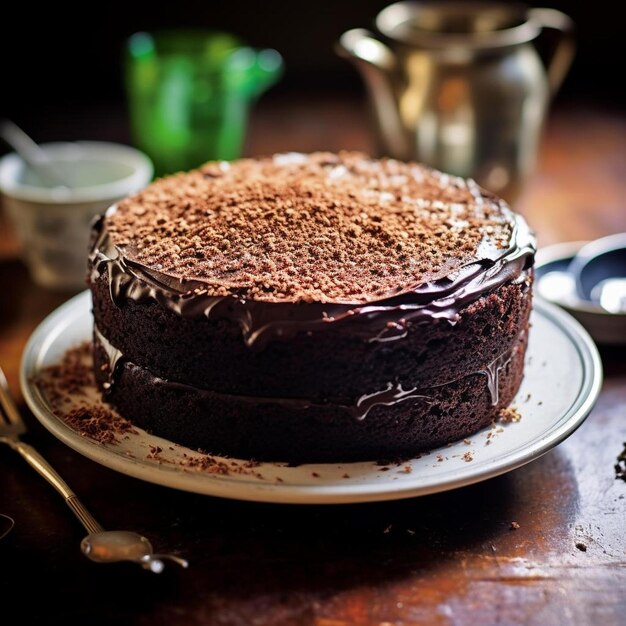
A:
125 31 283 176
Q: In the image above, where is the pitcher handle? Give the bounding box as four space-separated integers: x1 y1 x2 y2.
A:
529 8 576 97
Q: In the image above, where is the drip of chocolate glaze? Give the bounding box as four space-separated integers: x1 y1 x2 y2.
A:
94 326 517 420
350 382 430 420
89 206 535 351
94 327 124 389
479 350 514 406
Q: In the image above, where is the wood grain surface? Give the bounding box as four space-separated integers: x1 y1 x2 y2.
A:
0 95 625 625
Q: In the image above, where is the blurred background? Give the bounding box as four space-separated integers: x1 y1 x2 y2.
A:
0 0 624 301
1 0 623 143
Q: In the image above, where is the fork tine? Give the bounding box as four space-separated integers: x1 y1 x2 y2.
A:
0 366 24 428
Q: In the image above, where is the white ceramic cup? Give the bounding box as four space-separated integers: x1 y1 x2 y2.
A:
0 141 152 291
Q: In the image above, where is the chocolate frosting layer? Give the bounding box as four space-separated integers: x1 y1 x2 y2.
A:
89 207 534 350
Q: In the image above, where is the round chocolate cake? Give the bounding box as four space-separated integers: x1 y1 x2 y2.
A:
88 152 535 462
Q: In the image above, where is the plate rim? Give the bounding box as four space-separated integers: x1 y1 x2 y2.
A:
20 290 603 504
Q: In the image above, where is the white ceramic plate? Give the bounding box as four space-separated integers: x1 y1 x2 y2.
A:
21 291 602 504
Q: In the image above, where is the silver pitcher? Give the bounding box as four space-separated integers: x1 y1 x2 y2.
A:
338 2 575 202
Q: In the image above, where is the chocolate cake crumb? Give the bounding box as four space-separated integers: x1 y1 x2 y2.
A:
575 542 587 552
35 342 93 403
498 406 522 423
463 438 472 445
35 342 139 444
614 443 626 482
65 405 134 444
510 521 520 530
462 451 474 462
147 445 163 459
107 151 513 303
179 453 231 475
178 451 262 476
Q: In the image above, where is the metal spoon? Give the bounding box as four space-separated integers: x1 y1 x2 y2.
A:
0 365 187 572
81 531 188 573
0 119 70 188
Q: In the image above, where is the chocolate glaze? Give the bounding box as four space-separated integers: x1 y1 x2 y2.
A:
89 205 535 350
94 325 518 420
481 349 513 406
94 326 123 390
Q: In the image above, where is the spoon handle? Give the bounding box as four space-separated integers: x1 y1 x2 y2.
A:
5 438 104 535
0 371 103 536
0 119 68 187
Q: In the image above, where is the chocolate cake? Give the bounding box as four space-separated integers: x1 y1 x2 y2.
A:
88 152 535 462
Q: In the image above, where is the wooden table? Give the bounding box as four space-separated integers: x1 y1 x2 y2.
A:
1 96 625 625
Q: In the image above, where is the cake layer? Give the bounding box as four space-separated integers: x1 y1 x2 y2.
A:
91 271 532 401
93 332 527 463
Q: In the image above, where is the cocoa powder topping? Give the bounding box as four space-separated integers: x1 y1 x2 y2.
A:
106 151 513 303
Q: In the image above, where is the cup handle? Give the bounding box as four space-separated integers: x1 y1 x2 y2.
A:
529 8 576 97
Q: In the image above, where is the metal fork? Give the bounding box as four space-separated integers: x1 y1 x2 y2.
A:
0 366 187 572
